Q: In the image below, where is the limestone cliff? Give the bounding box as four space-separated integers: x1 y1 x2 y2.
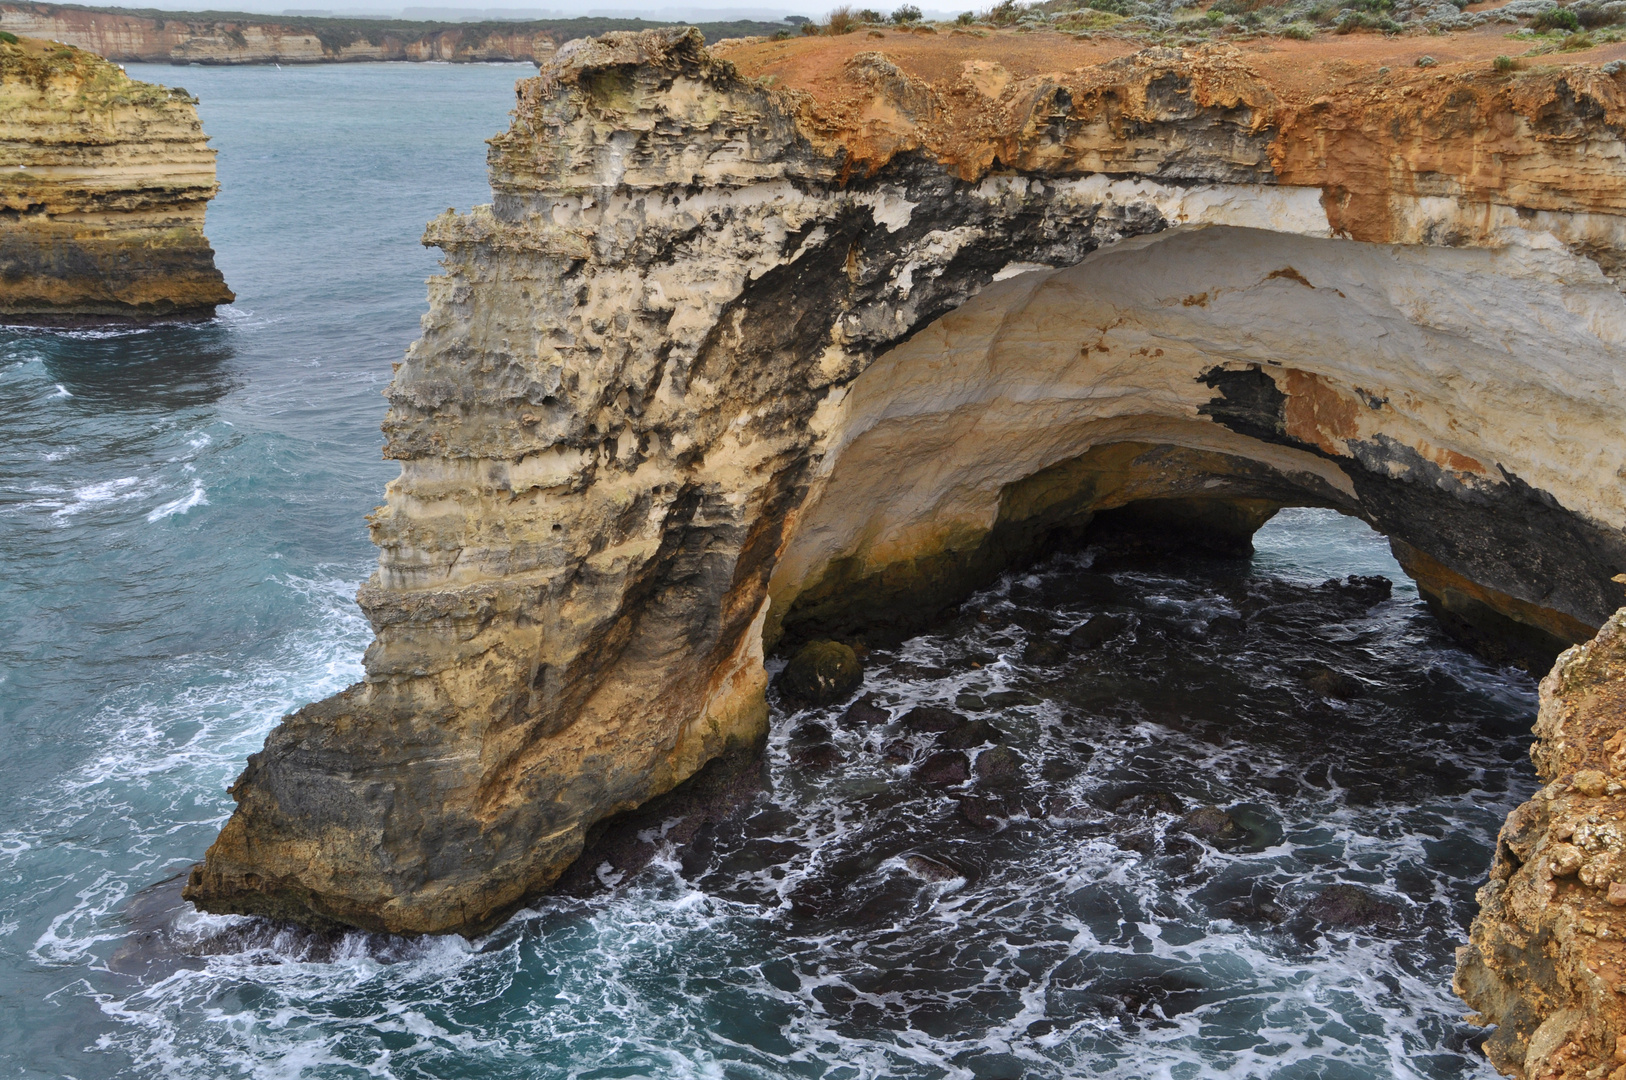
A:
0 35 231 323
1457 608 1626 1080
0 4 559 65
186 27 1626 937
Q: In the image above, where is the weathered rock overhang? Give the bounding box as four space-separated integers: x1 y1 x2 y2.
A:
185 28 1626 936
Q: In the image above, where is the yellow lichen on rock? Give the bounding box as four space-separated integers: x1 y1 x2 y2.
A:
1457 609 1626 1080
0 34 231 323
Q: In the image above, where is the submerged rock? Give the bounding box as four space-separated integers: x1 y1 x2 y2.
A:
779 641 862 706
1179 805 1243 843
900 706 967 734
1067 613 1131 652
1301 884 1403 929
840 694 890 726
1320 574 1393 608
936 717 1003 750
973 746 1026 789
914 750 971 785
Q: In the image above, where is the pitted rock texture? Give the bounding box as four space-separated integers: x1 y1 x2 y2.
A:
187 27 1626 936
0 35 231 323
1456 609 1626 1080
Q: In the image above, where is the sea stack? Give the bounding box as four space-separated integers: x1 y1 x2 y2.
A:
186 28 1626 938
0 34 232 325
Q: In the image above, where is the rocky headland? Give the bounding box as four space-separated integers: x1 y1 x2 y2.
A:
0 34 231 324
0 3 790 66
184 30 1626 1061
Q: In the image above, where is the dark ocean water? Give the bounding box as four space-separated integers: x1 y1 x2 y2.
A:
0 63 1534 1079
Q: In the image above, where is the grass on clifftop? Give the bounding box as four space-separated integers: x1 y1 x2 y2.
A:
0 33 188 105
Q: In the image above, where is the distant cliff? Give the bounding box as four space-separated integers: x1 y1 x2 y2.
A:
0 34 231 324
0 3 789 65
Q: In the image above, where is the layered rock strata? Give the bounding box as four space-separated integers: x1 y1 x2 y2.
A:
0 4 555 65
186 28 1626 935
0 35 231 323
1457 608 1626 1080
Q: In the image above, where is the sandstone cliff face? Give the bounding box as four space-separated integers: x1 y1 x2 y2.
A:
0 5 558 65
1457 608 1626 1080
186 28 1626 936
0 35 231 323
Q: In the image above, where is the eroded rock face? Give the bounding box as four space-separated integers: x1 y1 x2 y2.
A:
0 5 557 65
1456 610 1626 1080
186 28 1626 935
0 36 232 323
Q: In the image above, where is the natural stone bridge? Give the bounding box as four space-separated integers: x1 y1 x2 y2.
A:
186 35 1626 1058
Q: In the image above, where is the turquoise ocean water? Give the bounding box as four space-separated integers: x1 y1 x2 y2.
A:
0 63 1533 1079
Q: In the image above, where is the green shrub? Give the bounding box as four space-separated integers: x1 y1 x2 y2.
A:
0 30 17 44
855 7 885 21
957 9 976 22
1282 21 1314 37
986 0 1022 25
801 18 820 33
772 27 792 38
1532 6 1581 31
1494 52 1515 70
1415 53 1436 65
892 3 922 21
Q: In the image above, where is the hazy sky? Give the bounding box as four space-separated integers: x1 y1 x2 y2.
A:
121 0 970 19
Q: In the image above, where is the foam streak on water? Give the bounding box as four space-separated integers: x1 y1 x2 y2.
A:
0 63 1532 1080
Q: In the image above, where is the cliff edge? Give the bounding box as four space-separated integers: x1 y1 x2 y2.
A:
1457 607 1626 1079
0 34 232 324
186 28 1626 944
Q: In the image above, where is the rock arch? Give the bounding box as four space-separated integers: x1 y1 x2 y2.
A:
769 223 1626 668
186 29 1626 935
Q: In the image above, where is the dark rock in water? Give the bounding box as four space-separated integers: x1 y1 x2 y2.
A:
791 743 843 769
915 749 971 784
840 694 890 726
1302 884 1403 929
900 705 966 733
959 795 1007 830
1112 787 1186 816
1041 757 1081 781
1067 613 1130 651
903 854 961 882
1214 882 1288 924
1320 574 1393 608
1113 829 1155 855
1302 664 1365 699
973 746 1026 788
790 721 831 744
881 738 914 765
553 745 766 897
1179 804 1243 843
936 717 1003 750
779 640 862 705
1022 636 1068 665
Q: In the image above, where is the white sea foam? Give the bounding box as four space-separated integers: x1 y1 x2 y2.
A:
145 481 208 522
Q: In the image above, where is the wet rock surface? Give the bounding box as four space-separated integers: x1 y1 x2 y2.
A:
779 640 863 706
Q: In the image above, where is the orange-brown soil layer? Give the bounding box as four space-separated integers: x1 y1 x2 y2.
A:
717 28 1626 239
